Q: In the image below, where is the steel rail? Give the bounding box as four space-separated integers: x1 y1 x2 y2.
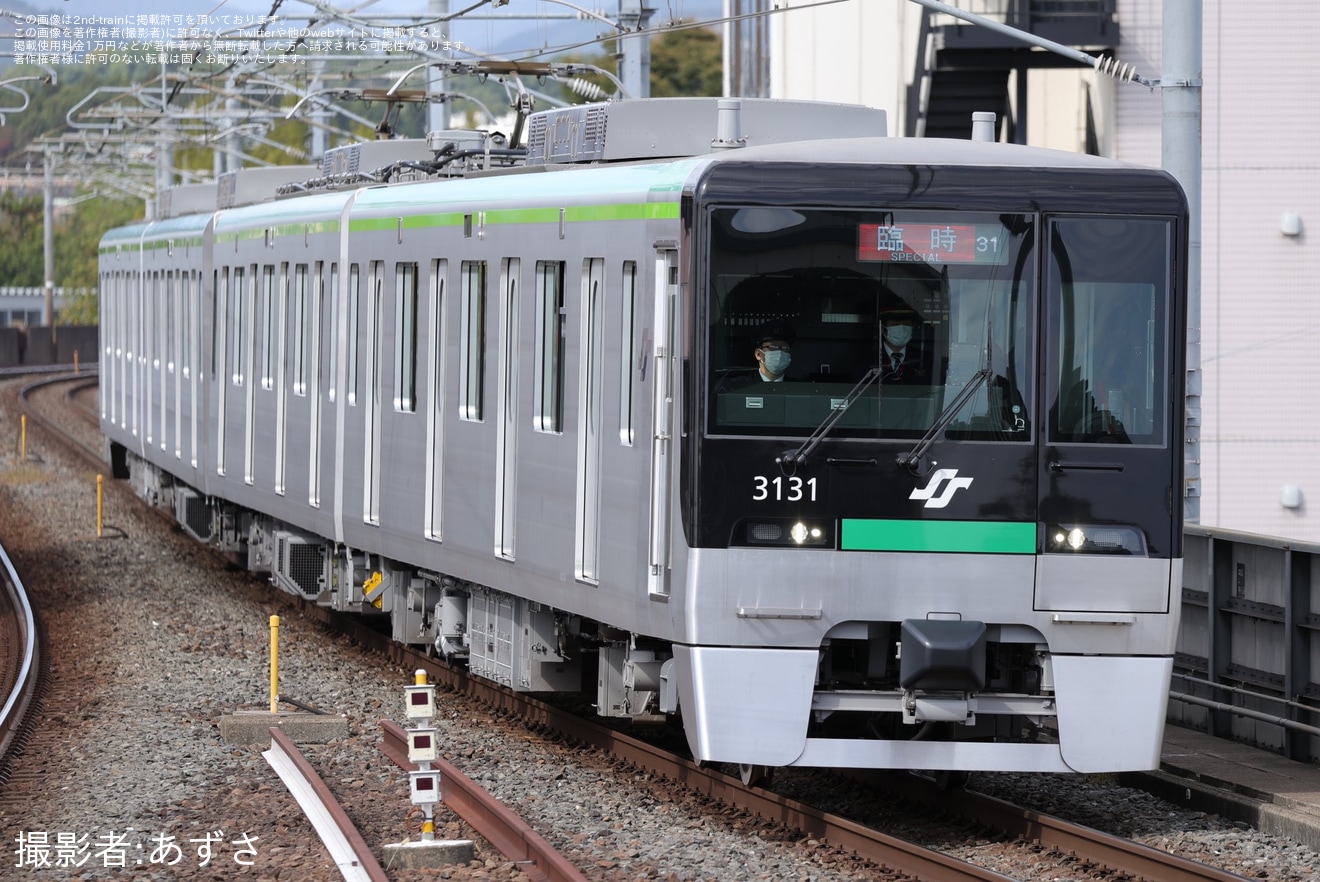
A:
62 376 100 423
379 720 589 882
0 540 38 770
263 727 390 882
17 371 105 468
959 788 1253 882
479 707 1017 882
873 772 1255 882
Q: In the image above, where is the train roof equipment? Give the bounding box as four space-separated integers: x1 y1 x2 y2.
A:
521 97 888 165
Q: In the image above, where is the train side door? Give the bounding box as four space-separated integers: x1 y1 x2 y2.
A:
648 249 679 598
1037 215 1179 612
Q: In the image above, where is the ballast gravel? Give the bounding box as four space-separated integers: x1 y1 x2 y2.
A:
0 376 1318 882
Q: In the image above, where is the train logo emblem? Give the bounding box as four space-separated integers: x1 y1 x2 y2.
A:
909 469 974 509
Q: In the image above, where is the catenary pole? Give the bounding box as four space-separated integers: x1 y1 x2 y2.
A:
1164 0 1202 524
428 0 450 131
618 0 652 99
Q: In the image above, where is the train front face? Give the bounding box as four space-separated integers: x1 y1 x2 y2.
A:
674 157 1188 774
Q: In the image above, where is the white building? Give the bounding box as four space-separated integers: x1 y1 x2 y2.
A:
750 0 1320 541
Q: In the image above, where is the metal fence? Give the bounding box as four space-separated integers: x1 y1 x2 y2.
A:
0 326 98 368
1175 525 1320 761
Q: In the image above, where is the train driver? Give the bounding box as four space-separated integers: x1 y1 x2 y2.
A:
752 321 796 382
879 306 932 385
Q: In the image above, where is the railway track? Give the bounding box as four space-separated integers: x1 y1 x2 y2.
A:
263 728 391 882
0 538 40 782
365 623 1257 882
17 371 102 467
11 373 1269 882
7 372 587 877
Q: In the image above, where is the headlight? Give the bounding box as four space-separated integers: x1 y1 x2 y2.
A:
790 522 824 544
1046 524 1147 555
737 519 832 548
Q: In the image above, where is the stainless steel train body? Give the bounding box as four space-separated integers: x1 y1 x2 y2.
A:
99 98 1188 775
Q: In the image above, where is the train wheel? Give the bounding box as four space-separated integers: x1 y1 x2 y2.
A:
738 764 774 788
934 770 971 791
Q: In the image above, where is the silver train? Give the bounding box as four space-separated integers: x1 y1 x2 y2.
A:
99 97 1188 776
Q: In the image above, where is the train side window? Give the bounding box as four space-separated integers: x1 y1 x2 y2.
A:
1046 217 1171 446
100 271 111 360
618 261 637 446
150 271 160 370
533 260 565 433
261 265 276 390
212 268 222 380
293 264 309 397
395 262 419 412
231 267 245 386
243 264 259 484
347 263 360 406
275 261 291 496
328 263 339 403
215 268 229 476
166 271 176 374
459 260 487 421
182 271 193 381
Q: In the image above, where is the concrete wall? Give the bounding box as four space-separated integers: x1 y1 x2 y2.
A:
1114 3 1320 540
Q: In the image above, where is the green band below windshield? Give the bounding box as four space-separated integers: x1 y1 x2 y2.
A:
841 519 1037 554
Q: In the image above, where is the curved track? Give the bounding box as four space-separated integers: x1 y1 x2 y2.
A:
263 729 390 882
17 371 103 467
0 539 39 778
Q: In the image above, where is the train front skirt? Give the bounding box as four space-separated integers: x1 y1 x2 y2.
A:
672 645 1172 773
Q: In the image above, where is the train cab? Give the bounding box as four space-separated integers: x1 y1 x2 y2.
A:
674 144 1187 772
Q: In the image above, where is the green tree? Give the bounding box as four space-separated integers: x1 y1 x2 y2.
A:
0 192 45 287
55 196 143 325
649 25 723 98
57 291 99 326
552 21 723 104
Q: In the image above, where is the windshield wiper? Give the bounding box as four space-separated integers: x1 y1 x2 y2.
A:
777 367 881 469
897 315 995 474
895 366 992 473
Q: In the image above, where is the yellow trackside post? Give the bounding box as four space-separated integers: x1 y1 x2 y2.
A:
74 351 79 373
270 615 280 713
96 475 103 538
20 415 26 459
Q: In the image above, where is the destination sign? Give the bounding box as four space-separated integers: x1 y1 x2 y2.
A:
858 222 1011 265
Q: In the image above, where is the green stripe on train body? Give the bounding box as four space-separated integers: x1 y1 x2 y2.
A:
840 519 1037 553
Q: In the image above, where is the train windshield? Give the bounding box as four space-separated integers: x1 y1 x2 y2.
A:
706 207 1034 440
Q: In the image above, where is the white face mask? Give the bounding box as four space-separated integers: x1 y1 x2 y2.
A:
884 324 914 348
761 349 791 376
